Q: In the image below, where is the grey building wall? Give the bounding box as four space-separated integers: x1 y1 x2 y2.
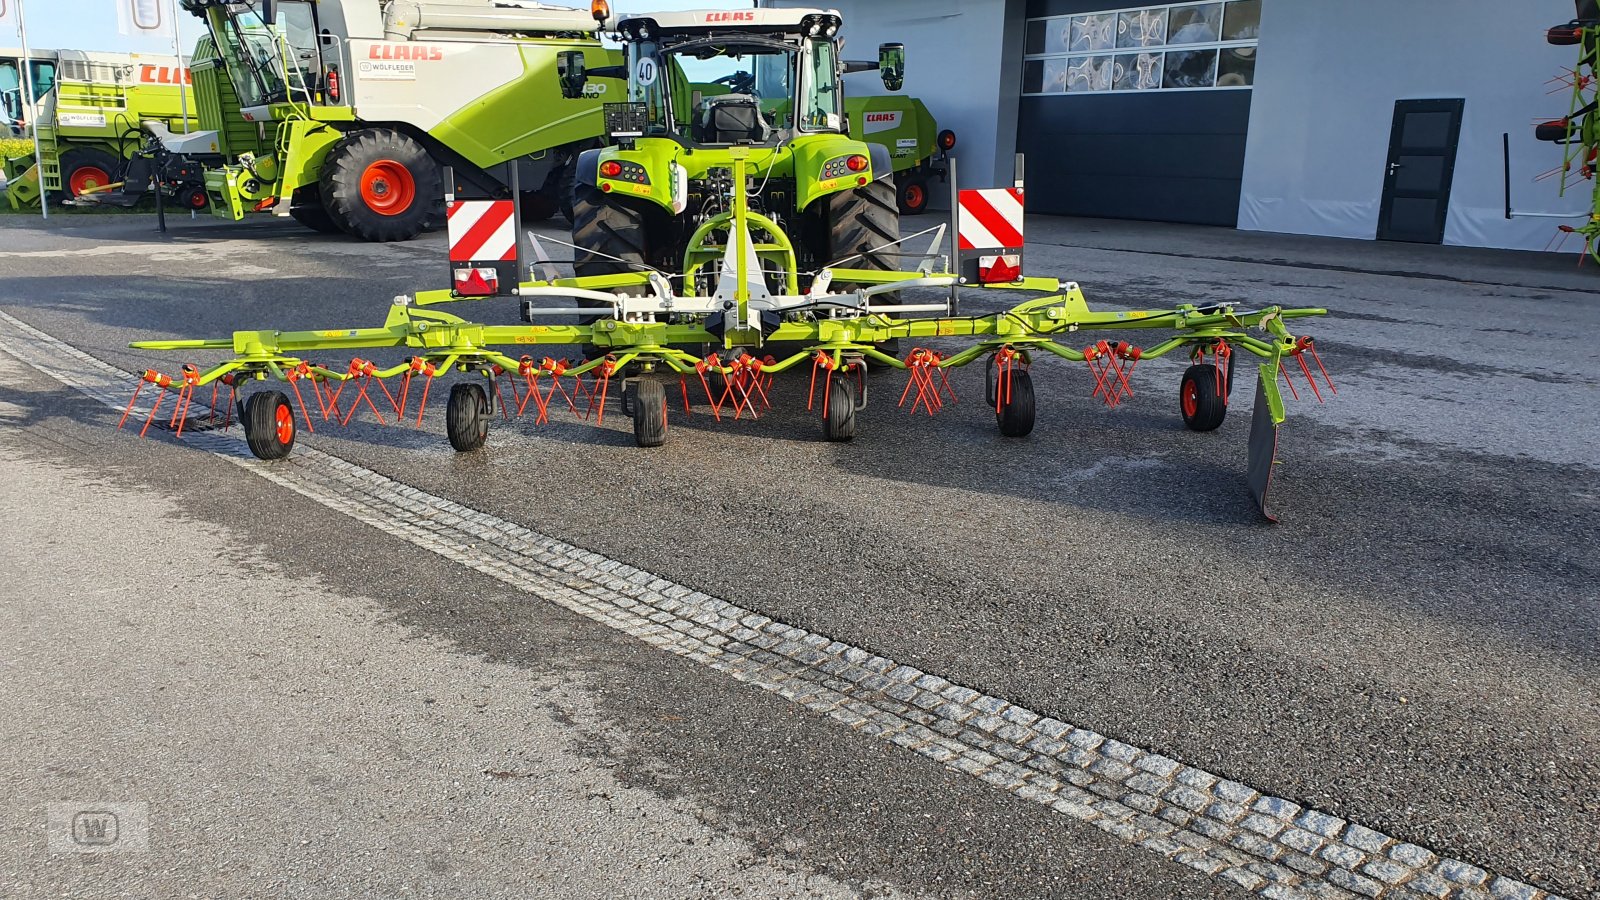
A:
1238 0 1584 250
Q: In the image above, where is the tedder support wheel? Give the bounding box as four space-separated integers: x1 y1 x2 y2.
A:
242 390 297 460
319 128 441 242
1180 363 1228 432
58 147 121 201
896 174 930 215
630 380 668 448
289 185 343 234
996 369 1036 437
822 373 858 442
446 382 490 452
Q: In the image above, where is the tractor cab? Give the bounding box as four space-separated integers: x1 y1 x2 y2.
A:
178 0 329 113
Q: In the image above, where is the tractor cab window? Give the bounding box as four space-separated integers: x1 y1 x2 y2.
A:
651 39 799 145
214 5 288 107
798 38 839 132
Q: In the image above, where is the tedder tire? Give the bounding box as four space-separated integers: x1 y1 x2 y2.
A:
1179 363 1228 432
896 174 930 215
319 128 441 242
242 390 296 460
996 369 1036 437
289 186 342 234
446 382 490 452
58 147 121 201
822 373 857 442
630 380 668 448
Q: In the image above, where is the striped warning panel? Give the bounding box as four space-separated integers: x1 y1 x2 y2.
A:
446 200 516 263
957 188 1025 252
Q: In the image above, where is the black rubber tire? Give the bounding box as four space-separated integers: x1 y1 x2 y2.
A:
896 173 930 215
319 128 441 242
572 185 649 277
520 190 557 222
822 374 857 442
178 186 209 212
242 390 296 460
289 185 342 233
58 147 122 201
824 178 901 277
555 158 577 223
1180 363 1228 432
996 369 1036 438
631 380 668 448
446 382 490 452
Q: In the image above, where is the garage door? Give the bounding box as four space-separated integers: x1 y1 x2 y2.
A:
1018 0 1261 226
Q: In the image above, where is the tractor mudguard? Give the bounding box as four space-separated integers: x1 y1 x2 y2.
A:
575 147 602 190
868 143 893 182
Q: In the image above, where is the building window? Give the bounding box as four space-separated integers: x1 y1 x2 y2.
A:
1022 0 1260 96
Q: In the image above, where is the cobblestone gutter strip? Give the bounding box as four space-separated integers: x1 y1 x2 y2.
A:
0 310 1563 900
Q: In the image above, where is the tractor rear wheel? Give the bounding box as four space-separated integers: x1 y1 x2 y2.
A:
319 128 440 242
58 147 121 201
1180 363 1228 432
824 178 901 276
289 186 342 234
571 185 650 332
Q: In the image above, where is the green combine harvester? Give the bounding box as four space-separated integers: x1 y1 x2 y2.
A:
95 0 952 240
2 47 200 208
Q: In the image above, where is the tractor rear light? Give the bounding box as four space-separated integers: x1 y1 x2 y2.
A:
977 254 1021 284
845 155 868 172
599 160 622 177
454 266 500 297
938 129 957 151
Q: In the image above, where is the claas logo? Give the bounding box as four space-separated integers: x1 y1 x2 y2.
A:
865 113 897 123
368 44 445 61
704 11 754 22
138 65 191 85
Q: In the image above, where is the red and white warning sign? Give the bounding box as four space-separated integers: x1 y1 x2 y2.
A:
446 199 518 296
957 187 1024 284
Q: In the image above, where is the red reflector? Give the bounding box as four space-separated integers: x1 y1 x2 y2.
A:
857 175 867 185
599 160 622 177
845 154 868 172
978 254 1021 284
453 266 499 296
601 182 612 192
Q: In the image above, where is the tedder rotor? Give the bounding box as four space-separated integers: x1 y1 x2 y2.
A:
118 7 1335 520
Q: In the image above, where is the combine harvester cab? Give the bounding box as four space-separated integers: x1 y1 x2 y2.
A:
122 5 1335 521
171 0 625 240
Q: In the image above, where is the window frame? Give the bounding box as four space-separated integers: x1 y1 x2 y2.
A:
1022 0 1260 97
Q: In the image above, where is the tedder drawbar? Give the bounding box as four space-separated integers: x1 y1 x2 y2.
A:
119 7 1334 520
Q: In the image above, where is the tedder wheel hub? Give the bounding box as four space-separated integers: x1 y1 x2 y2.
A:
360 160 416 216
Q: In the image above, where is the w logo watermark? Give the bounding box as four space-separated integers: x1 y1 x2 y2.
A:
47 802 149 854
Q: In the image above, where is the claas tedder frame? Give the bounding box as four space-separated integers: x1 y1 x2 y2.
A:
120 147 1333 521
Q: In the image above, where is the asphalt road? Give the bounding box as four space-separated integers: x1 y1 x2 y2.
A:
0 209 1595 898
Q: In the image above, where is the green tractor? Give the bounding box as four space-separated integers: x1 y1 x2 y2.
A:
557 8 924 310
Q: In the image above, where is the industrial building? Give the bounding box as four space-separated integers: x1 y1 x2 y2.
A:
769 0 1588 252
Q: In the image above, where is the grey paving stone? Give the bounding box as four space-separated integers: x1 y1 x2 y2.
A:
1205 801 1247 824
971 695 1008 715
1034 718 1072 740
1088 757 1136 782
1388 841 1438 870
1402 870 1455 898
971 714 1007 733
1226 830 1282 860
1244 860 1296 884
940 685 979 704
1100 739 1141 763
1134 754 1182 777
1326 866 1385 897
1361 857 1411 884
1001 706 1041 728
1280 851 1328 876
1173 850 1227 876
1165 785 1213 813
1296 809 1346 839
995 723 1035 744
1343 822 1392 854
1122 792 1160 814
1241 813 1285 838
1174 767 1218 790
1025 735 1067 756
1065 728 1105 751
913 673 950 693
1212 779 1258 806
1252 796 1302 821
1188 817 1233 841
1051 797 1098 820
1156 807 1193 829
1318 841 1364 871
884 682 919 703
1487 877 1542 900
1437 859 1491 886
1278 827 1325 856
887 664 923 682
1124 773 1170 796
1218 867 1266 891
